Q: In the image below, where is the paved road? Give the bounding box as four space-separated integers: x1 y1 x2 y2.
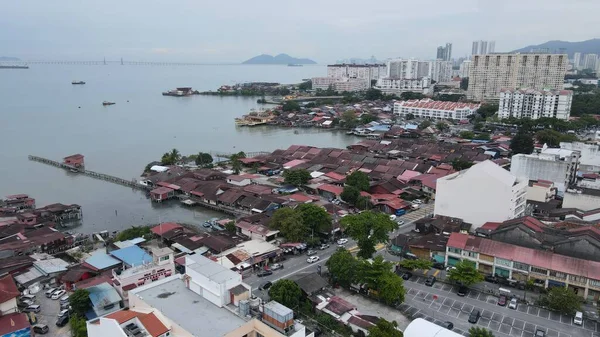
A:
400 276 600 337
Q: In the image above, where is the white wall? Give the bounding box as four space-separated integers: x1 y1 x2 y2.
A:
563 192 600 211
0 298 17 315
87 318 127 337
561 142 600 172
510 155 573 192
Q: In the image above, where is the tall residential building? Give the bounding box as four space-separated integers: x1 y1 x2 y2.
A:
432 60 453 82
467 53 568 101
459 60 471 78
498 88 573 120
312 77 369 92
387 59 424 79
472 40 495 55
326 64 386 82
374 77 432 95
393 99 481 120
434 160 528 228
583 54 599 70
436 43 452 61
573 52 582 69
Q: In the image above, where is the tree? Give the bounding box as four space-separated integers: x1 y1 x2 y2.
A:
360 114 377 124
478 104 499 118
195 152 213 167
510 131 534 154
268 279 303 310
70 314 88 337
282 100 301 112
400 92 425 100
116 226 151 241
283 169 311 186
451 158 474 171
298 80 312 91
469 327 495 337
341 185 360 204
365 88 384 101
459 131 474 139
225 221 236 234
398 259 433 271
169 148 181 163
475 132 490 141
378 272 406 306
368 318 403 337
69 289 91 317
269 208 307 242
418 120 432 130
405 113 415 120
326 248 359 287
540 286 583 315
340 211 398 259
436 122 449 132
447 260 484 286
341 110 359 129
346 171 370 191
535 129 578 147
460 77 469 90
358 256 395 290
355 196 372 210
296 203 332 235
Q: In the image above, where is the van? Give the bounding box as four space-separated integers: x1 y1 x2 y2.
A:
574 311 583 325
45 288 58 298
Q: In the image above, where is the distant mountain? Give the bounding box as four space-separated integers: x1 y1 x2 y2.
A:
242 53 316 65
0 56 20 61
512 39 600 57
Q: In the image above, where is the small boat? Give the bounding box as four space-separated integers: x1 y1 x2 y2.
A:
69 168 79 173
102 101 115 106
72 81 85 85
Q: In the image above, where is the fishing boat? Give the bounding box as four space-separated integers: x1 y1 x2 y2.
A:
71 81 85 85
102 101 115 106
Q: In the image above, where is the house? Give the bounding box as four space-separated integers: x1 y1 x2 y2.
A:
235 221 279 241
64 153 85 167
86 282 123 319
216 239 282 270
110 245 153 268
83 251 122 272
60 265 98 291
0 275 20 315
434 160 528 229
193 168 228 181
0 313 31 337
150 187 175 202
14 257 70 287
88 309 170 337
227 175 252 187
316 184 343 200
290 273 329 297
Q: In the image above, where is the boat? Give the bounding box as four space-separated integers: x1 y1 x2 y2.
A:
287 64 303 67
102 101 115 106
71 81 86 85
69 168 79 173
0 65 29 69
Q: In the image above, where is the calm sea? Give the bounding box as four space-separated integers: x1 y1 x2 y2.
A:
0 64 356 233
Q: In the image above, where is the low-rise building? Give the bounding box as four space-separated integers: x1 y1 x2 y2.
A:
526 179 557 203
510 146 580 193
560 142 600 172
434 160 528 229
0 275 20 315
311 77 370 92
393 99 480 121
498 88 573 120
86 282 123 319
373 77 432 95
563 174 600 211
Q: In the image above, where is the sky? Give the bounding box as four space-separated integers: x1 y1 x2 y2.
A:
2 0 599 63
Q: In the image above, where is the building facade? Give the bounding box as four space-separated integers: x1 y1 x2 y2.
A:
374 77 432 95
498 88 573 120
311 77 370 92
434 160 528 228
437 43 452 61
583 54 598 71
432 60 453 83
387 59 430 79
459 60 471 78
560 142 600 172
467 53 568 101
510 147 580 193
472 40 495 56
393 99 480 120
573 52 582 70
326 64 386 82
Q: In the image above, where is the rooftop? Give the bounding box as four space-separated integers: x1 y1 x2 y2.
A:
396 98 481 111
186 253 240 284
132 276 247 336
88 282 122 308
110 245 153 267
84 251 122 271
0 274 20 303
105 310 169 337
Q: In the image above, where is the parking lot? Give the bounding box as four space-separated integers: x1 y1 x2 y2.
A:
399 276 600 337
28 289 71 337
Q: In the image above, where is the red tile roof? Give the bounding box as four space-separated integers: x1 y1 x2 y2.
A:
283 159 306 169
287 193 314 203
0 313 30 336
480 222 502 231
0 275 20 304
317 184 343 196
105 310 139 323
106 310 169 337
151 222 183 236
324 171 346 181
397 99 481 111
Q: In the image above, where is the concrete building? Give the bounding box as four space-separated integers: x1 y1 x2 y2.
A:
437 43 452 61
0 275 20 316
432 60 453 83
583 54 598 70
459 60 471 78
560 142 600 172
326 64 386 83
405 318 461 337
510 146 580 193
498 88 573 120
472 40 495 55
387 59 429 79
563 175 600 211
374 77 432 95
393 99 480 121
573 52 582 70
526 179 557 203
434 160 528 229
311 77 370 92
467 53 568 101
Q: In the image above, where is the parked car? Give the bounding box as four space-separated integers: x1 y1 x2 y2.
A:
574 311 583 325
397 220 405 225
20 294 36 302
45 288 59 298
56 315 69 327
441 321 454 330
535 329 546 337
23 305 41 313
51 290 66 300
446 266 456 272
33 324 49 335
306 250 317 256
58 309 70 318
497 295 507 306
270 263 283 270
60 302 71 310
413 199 423 204
425 276 436 286
389 215 397 221
508 298 518 310
259 281 272 291
319 244 329 250
432 262 445 270
457 285 468 297
401 272 412 280
307 256 320 263
468 309 481 323
484 275 499 284
59 295 69 304
257 270 273 277
337 238 348 245
19 299 34 306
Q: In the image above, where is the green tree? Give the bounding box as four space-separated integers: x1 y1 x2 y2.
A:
69 289 91 317
398 259 433 271
358 256 395 290
268 279 303 310
378 272 406 306
282 100 301 112
510 131 534 154
368 318 403 337
451 158 474 171
346 171 370 191
400 92 425 100
459 131 474 139
341 185 360 204
195 152 213 166
326 248 359 287
360 114 377 124
298 80 312 91
70 314 88 337
283 168 311 186
169 148 181 163
418 120 432 130
536 129 579 147
341 110 359 129
365 88 384 101
225 221 236 234
477 104 499 118
475 132 491 141
436 122 449 132
405 113 415 120
229 151 246 174
269 208 307 242
117 226 151 241
468 327 495 337
296 203 332 235
340 211 398 259
161 152 175 165
355 196 373 210
540 286 583 315
447 260 484 286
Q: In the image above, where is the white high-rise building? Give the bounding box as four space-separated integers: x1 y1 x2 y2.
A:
437 43 452 61
432 60 453 83
498 88 573 120
312 77 370 92
573 52 582 69
467 53 568 101
472 40 495 55
459 60 471 78
583 54 599 70
374 77 432 95
387 59 423 79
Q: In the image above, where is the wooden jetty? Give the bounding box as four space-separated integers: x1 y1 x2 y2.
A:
28 155 147 190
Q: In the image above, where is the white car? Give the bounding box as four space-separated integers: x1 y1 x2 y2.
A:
413 199 423 204
337 238 348 245
397 220 405 225
508 298 518 310
51 290 66 300
389 215 397 221
307 256 320 263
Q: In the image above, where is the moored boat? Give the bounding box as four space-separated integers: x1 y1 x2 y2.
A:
102 101 115 106
72 81 86 85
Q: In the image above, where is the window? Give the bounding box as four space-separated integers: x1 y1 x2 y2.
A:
569 275 587 284
495 258 511 267
590 279 600 288
448 247 462 254
513 262 529 271
549 271 566 279
160 255 170 262
531 267 547 275
463 251 478 258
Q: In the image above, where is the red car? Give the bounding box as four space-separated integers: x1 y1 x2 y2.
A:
497 295 507 306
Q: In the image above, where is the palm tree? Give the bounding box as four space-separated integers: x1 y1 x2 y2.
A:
170 148 181 163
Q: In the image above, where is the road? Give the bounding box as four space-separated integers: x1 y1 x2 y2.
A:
399 276 600 337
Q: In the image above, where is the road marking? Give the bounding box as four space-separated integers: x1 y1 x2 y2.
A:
251 256 331 292
433 270 440 277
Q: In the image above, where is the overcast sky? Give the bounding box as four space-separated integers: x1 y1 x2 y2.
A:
2 0 599 63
